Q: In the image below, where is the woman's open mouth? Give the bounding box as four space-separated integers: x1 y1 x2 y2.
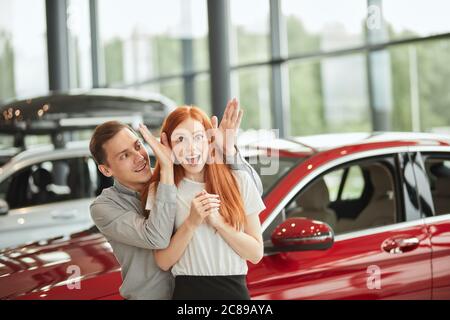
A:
185 154 201 166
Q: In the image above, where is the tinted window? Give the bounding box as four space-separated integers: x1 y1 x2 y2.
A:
0 176 12 204
264 158 398 241
248 156 304 195
424 157 450 216
1 157 95 209
340 166 365 201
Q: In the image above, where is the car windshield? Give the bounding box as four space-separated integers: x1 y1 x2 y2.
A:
247 156 306 196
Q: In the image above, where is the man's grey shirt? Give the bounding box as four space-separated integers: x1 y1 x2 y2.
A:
90 151 263 300
91 180 176 299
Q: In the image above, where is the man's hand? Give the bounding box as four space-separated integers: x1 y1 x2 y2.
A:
139 124 174 170
211 98 243 159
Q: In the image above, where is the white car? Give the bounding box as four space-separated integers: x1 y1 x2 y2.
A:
0 141 109 249
0 89 175 249
0 141 158 250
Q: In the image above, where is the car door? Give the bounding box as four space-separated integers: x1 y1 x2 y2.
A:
248 153 432 299
419 151 450 299
0 156 97 249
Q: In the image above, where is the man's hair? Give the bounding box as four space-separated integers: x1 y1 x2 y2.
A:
89 121 135 165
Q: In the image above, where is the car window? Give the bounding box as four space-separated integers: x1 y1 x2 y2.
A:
2 157 95 210
248 156 305 196
341 166 365 200
322 166 365 202
0 176 12 204
263 158 398 241
323 169 343 202
424 157 450 216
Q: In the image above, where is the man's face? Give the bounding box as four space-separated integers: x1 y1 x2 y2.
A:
98 128 151 191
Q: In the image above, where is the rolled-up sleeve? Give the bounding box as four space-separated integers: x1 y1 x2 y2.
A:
90 183 177 250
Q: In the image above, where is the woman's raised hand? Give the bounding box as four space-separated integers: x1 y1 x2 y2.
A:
210 98 243 159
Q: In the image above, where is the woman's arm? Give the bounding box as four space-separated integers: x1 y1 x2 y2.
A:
207 212 264 264
154 191 221 271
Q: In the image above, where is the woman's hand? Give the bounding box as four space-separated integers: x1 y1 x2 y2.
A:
139 124 174 170
210 98 243 159
153 189 219 272
187 190 221 228
205 210 226 231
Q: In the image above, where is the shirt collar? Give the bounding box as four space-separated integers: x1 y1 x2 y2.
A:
113 179 141 198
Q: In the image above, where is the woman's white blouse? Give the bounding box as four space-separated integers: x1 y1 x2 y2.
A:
150 170 266 277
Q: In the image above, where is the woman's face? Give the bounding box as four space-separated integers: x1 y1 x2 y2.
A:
170 118 210 177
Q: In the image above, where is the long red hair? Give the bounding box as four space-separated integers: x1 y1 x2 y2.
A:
141 106 246 230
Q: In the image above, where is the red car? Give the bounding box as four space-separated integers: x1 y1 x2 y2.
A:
1 132 450 300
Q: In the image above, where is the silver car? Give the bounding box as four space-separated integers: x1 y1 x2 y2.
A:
0 89 173 249
0 140 158 250
0 141 107 249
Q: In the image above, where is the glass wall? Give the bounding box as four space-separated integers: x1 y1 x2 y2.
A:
232 0 449 134
231 66 272 130
288 54 371 136
390 39 450 132
97 0 209 110
383 0 450 41
67 0 92 89
229 0 270 65
229 0 272 130
282 0 367 55
280 0 450 135
1 0 450 135
0 0 48 103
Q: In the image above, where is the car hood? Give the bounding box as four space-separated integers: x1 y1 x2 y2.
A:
0 227 120 299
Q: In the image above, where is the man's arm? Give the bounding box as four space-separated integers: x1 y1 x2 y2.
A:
226 146 263 196
90 183 176 250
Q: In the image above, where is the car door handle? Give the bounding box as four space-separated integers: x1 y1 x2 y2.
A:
382 236 420 254
51 210 77 220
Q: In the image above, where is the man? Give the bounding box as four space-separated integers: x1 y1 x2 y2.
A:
89 100 263 299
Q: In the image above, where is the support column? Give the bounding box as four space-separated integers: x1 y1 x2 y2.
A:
46 0 70 91
270 0 289 137
207 0 231 117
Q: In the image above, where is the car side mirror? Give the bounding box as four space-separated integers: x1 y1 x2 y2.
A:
0 199 9 216
270 217 334 252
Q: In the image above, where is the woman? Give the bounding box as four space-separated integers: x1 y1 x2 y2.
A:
141 105 265 300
